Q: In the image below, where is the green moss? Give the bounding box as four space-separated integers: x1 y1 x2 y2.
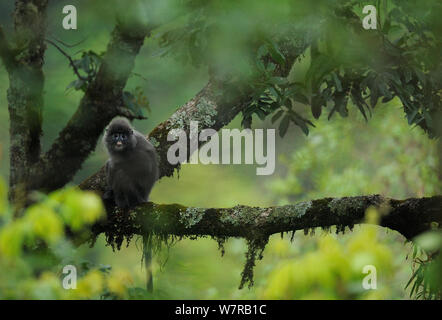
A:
212 235 228 257
194 97 217 127
328 197 362 216
169 110 187 130
239 236 269 289
290 201 312 216
168 97 218 130
148 136 160 148
268 201 312 224
179 207 205 228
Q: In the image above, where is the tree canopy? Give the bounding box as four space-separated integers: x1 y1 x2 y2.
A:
0 0 440 300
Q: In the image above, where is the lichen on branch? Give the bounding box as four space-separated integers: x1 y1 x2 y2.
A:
84 195 441 288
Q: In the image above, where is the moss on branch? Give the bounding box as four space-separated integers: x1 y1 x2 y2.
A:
91 195 441 243
84 194 441 288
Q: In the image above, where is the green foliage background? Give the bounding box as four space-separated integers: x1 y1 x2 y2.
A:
0 0 440 299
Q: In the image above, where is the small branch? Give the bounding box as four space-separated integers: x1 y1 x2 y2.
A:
45 39 87 81
47 34 88 48
116 106 148 120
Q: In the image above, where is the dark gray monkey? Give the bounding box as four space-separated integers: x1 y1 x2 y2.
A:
103 117 158 291
103 117 159 208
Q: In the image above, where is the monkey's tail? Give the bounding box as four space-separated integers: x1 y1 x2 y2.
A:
142 234 153 292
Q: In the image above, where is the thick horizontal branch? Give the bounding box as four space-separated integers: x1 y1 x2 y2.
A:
88 195 442 248
30 25 149 192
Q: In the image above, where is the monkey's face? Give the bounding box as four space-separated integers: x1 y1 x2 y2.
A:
108 131 132 152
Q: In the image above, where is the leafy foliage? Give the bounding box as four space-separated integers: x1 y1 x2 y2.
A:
269 104 440 299
407 230 442 299
122 86 151 118
154 0 441 137
66 51 102 92
0 0 440 300
0 181 142 299
262 221 394 299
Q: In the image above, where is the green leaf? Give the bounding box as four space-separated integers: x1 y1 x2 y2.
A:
123 91 144 117
267 41 286 66
329 91 349 120
66 79 86 92
311 94 323 119
271 110 284 124
406 109 419 125
255 108 267 121
279 115 290 137
370 83 379 108
292 93 310 105
414 231 442 252
332 72 342 92
241 115 252 129
306 54 335 91
270 77 288 85
350 90 369 121
268 87 280 100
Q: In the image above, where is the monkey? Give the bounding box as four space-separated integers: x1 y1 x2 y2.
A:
103 117 159 292
103 117 159 209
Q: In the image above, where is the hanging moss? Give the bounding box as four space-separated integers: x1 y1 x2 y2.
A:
290 230 296 242
212 235 228 257
239 236 269 289
101 207 139 251
85 194 442 290
336 224 347 234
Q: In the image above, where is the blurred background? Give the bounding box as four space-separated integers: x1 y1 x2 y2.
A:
0 0 440 299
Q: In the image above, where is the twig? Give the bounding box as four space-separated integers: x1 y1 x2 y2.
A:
48 34 88 48
45 38 87 81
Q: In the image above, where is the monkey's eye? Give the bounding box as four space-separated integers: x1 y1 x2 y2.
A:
121 134 128 141
112 133 119 140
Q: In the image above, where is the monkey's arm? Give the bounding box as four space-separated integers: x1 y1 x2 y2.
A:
135 131 160 179
103 159 114 201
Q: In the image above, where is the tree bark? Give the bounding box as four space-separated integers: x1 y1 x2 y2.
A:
5 0 48 205
86 195 442 251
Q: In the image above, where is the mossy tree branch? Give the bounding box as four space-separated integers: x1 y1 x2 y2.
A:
90 195 442 245
82 194 441 288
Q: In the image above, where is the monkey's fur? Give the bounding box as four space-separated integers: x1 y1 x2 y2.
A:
103 117 159 208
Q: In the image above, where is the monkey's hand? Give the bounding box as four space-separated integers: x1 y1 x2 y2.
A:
102 188 114 201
